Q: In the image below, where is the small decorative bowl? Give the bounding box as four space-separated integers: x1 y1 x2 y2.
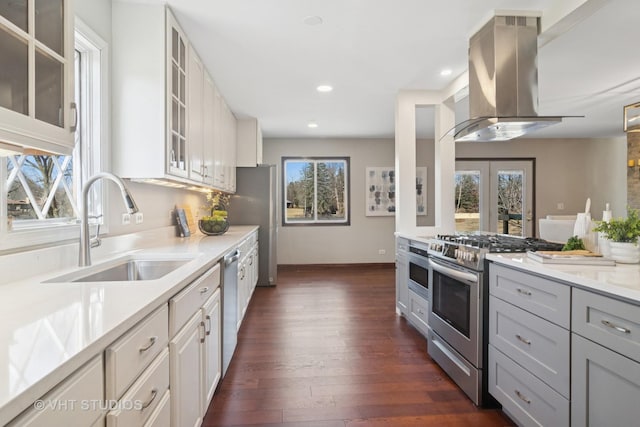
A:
198 217 230 236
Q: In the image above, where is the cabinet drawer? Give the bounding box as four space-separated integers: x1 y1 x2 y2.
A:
143 390 170 427
106 304 169 400
488 345 569 427
489 264 570 328
8 356 104 427
408 289 429 337
106 348 169 427
489 296 570 397
572 288 640 363
170 264 220 337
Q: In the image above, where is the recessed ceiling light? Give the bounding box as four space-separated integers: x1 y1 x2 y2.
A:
307 121 318 128
316 85 333 93
440 69 453 76
303 15 323 26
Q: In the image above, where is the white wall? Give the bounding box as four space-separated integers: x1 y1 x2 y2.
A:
76 0 208 237
264 138 396 264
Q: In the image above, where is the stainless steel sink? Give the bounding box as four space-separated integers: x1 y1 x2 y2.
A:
45 255 193 283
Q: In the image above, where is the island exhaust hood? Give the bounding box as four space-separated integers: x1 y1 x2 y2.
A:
452 15 577 142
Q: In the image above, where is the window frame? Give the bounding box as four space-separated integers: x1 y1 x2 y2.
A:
0 19 109 251
282 156 350 226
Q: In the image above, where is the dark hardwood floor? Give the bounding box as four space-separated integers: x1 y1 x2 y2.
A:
203 265 513 427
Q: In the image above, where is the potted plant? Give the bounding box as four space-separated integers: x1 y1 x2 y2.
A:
592 206 640 263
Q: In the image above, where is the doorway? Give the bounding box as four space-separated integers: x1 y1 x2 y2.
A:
454 159 534 237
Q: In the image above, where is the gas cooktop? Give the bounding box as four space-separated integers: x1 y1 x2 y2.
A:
437 233 564 253
427 233 564 271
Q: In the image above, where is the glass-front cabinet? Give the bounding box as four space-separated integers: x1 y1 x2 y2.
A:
112 2 237 191
0 0 75 154
167 12 188 177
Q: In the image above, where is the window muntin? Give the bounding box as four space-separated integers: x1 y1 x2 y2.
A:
0 21 106 248
283 157 349 226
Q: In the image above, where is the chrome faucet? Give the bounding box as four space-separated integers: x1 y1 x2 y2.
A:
79 172 139 267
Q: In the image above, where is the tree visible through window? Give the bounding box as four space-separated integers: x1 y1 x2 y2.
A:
283 157 349 225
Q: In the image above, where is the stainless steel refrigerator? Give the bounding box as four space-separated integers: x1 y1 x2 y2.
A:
229 165 278 286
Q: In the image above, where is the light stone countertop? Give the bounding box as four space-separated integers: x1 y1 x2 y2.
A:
0 225 258 426
486 253 640 305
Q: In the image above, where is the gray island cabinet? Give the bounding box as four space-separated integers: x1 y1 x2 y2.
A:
487 260 640 427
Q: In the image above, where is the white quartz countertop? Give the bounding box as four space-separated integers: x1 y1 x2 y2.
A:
487 253 640 305
0 225 258 425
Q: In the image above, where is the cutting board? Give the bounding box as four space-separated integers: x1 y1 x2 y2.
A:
527 251 616 266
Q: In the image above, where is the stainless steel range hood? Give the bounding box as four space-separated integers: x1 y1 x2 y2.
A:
453 15 575 142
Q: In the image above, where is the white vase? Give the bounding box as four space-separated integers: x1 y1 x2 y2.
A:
608 241 640 264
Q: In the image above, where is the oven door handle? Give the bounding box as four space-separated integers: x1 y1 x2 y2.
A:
429 258 478 284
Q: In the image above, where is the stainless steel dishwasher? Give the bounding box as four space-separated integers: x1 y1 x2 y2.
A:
222 248 240 377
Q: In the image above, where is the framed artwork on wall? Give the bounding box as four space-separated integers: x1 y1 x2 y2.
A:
365 166 426 216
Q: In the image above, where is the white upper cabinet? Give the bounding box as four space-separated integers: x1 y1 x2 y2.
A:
236 118 263 167
0 0 76 154
213 89 236 192
188 45 204 182
112 2 177 180
112 2 237 192
202 73 216 186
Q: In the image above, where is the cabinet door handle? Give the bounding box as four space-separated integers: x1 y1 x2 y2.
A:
514 389 531 404
516 288 532 296
601 319 631 334
70 102 78 132
140 388 158 411
139 336 157 353
200 321 206 343
515 334 531 345
200 286 210 294
205 314 212 336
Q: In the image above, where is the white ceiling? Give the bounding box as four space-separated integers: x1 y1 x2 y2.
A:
147 0 640 140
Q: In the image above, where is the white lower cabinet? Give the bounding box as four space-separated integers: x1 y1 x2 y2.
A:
489 345 569 427
488 263 570 427
170 311 204 427
106 349 170 427
395 237 409 316
7 356 104 427
143 390 171 427
105 305 169 401
489 263 640 427
571 288 640 427
169 264 222 427
236 234 258 331
202 289 222 410
571 334 640 427
407 289 429 337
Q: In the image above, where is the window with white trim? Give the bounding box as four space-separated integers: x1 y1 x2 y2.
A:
282 157 350 226
0 21 107 250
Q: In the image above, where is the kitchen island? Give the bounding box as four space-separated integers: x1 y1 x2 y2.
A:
0 225 258 426
486 253 640 427
486 253 640 304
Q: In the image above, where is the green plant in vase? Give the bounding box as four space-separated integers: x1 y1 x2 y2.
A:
592 206 640 263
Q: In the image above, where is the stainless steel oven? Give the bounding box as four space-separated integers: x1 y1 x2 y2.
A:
408 242 429 298
428 255 484 405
